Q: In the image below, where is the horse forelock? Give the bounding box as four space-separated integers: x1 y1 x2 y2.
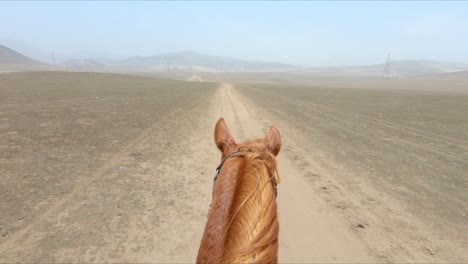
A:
222 147 279 263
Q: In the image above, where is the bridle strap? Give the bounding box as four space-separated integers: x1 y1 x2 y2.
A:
212 150 278 198
213 151 242 185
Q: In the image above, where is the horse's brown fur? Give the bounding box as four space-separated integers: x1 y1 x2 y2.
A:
197 118 281 264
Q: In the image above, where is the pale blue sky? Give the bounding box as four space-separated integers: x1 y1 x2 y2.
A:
1 1 467 66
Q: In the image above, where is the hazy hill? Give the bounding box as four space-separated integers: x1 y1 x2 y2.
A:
419 69 468 80
0 45 42 65
0 45 50 71
60 58 115 71
61 51 298 72
121 51 297 71
309 60 468 77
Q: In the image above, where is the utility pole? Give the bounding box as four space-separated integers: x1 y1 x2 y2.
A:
50 51 56 65
383 53 390 79
162 55 170 72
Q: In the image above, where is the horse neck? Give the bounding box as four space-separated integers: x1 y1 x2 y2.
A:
197 155 279 264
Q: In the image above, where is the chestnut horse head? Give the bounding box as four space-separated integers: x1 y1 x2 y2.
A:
197 118 281 264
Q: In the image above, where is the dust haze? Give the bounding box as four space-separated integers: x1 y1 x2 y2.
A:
1 1 468 263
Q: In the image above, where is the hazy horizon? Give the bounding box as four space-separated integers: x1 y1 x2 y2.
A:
1 1 468 67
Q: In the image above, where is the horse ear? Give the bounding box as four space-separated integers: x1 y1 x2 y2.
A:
265 126 281 156
214 118 235 152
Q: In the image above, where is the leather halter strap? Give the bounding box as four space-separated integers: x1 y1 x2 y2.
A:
213 151 243 184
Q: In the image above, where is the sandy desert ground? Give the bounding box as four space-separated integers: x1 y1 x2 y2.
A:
0 71 467 263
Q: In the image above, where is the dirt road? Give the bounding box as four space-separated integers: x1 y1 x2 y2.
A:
217 83 375 262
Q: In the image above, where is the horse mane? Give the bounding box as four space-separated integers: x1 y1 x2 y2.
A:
197 139 280 264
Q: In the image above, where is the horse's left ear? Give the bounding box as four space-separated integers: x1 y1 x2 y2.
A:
266 126 281 156
214 118 236 152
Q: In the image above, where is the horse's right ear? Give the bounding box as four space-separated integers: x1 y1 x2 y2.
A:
214 118 235 152
266 126 281 156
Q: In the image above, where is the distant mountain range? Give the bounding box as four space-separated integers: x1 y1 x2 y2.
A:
1 44 468 77
60 51 297 72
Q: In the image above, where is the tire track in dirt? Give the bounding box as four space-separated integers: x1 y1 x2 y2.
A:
217 83 376 263
247 87 467 163
279 91 468 149
295 98 468 152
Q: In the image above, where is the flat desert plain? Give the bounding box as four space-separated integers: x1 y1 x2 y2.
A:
236 81 468 262
0 71 467 263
